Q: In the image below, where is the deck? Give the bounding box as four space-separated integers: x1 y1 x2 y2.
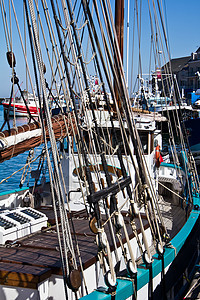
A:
0 199 186 290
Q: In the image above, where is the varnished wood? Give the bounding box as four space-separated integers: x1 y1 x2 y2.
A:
0 203 186 289
0 262 51 289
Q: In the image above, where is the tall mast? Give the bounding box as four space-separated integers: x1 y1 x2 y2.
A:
126 0 130 86
114 0 124 110
115 0 124 61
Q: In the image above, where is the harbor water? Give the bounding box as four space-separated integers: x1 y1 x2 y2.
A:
0 104 48 193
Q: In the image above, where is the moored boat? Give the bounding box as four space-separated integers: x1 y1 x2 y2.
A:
2 91 40 117
2 90 67 118
0 0 199 300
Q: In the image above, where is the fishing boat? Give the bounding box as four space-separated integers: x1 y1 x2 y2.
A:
132 72 193 131
2 91 40 117
0 0 200 300
2 90 67 117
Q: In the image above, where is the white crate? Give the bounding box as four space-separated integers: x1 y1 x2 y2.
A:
0 208 48 244
18 208 48 233
0 216 17 244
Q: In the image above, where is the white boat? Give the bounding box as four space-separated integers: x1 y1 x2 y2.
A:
2 91 40 117
133 73 193 119
2 91 67 117
0 1 199 300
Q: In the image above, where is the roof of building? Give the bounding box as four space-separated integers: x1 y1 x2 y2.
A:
196 47 200 53
162 56 190 73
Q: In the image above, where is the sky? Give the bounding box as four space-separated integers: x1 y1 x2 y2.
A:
0 0 199 98
165 0 200 59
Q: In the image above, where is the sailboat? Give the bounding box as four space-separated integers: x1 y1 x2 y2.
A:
0 0 199 299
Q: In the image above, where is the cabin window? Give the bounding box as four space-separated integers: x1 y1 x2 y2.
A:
82 131 94 153
138 132 148 154
101 130 110 154
83 130 106 154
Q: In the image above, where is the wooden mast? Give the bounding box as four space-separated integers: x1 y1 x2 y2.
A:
115 0 124 62
114 0 124 110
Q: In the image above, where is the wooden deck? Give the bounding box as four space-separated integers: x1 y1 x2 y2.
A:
0 201 186 289
157 196 187 238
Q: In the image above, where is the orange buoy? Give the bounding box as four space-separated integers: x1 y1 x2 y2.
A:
155 145 160 160
155 145 161 167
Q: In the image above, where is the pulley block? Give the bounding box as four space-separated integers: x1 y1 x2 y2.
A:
6 51 16 68
89 216 98 234
68 269 82 291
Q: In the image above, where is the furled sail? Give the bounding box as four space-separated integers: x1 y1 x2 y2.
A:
0 113 76 162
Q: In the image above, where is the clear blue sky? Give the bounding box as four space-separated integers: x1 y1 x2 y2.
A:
165 0 200 59
0 0 199 97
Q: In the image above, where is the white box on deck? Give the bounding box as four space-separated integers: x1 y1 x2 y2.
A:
0 207 48 245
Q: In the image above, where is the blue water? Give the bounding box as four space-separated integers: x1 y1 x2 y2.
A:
0 105 46 193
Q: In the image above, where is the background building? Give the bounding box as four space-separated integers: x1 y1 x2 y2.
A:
162 48 200 102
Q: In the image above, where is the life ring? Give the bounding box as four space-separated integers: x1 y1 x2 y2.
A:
155 145 160 160
155 145 161 167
